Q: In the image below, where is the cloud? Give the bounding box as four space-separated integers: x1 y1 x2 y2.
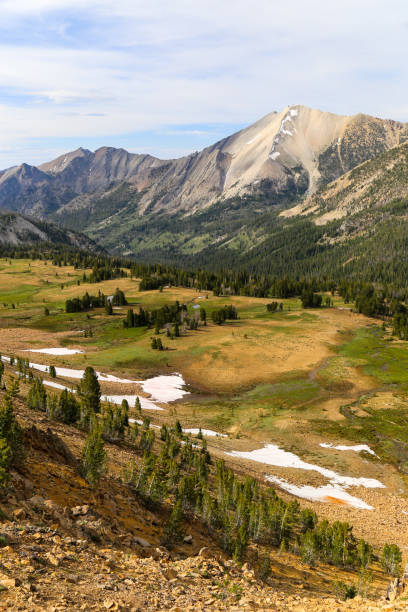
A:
0 0 407 167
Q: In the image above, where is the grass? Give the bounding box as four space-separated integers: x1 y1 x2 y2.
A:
338 325 408 386
313 395 408 470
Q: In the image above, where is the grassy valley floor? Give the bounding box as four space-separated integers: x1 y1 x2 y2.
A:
1 257 408 605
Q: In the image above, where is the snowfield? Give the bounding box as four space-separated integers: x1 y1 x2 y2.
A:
24 348 83 356
226 443 384 489
266 477 373 510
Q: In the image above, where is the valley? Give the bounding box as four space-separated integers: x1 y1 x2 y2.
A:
1 257 408 577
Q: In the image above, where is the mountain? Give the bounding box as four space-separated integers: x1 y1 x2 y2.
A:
0 210 102 251
1 104 407 267
1 105 406 220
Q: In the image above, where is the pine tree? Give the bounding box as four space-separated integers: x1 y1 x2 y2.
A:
0 438 10 492
357 539 373 569
174 420 183 437
56 389 80 424
300 530 320 567
79 366 101 425
162 500 185 548
0 390 24 468
49 365 56 378
27 377 47 412
381 543 402 576
121 399 129 427
80 423 106 486
105 299 113 315
135 396 142 415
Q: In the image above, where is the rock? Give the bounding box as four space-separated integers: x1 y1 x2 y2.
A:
12 508 26 520
44 499 60 513
134 537 151 548
0 577 18 589
198 547 212 558
28 495 46 509
183 535 193 544
46 553 60 567
72 505 89 516
103 599 118 610
163 568 178 581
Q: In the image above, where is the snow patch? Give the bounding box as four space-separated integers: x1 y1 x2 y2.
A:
141 374 188 403
183 428 227 438
102 394 164 411
22 361 141 384
226 444 384 489
129 418 160 429
44 380 72 391
269 152 280 160
267 476 373 510
24 348 83 356
247 134 260 145
320 442 377 456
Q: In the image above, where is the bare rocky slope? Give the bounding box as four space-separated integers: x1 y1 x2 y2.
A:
281 140 408 236
0 210 102 251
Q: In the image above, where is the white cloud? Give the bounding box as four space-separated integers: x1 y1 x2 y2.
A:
0 0 407 166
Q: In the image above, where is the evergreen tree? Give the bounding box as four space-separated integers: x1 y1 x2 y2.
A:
49 365 56 378
135 396 142 415
112 288 127 306
162 500 185 548
0 389 24 468
300 530 320 567
79 366 101 425
56 389 80 424
381 544 402 576
0 438 10 492
105 299 113 315
121 399 129 427
357 539 373 569
27 377 47 412
80 423 106 486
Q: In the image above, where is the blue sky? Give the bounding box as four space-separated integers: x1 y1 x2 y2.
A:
0 0 407 168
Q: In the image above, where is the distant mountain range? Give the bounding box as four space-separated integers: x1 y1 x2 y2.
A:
1 105 408 275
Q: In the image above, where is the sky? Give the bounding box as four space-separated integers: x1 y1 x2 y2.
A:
0 0 407 168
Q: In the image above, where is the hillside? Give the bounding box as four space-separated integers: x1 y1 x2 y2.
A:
1 394 404 611
281 141 408 232
0 211 102 251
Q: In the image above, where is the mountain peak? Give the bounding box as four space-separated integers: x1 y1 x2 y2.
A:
39 147 91 175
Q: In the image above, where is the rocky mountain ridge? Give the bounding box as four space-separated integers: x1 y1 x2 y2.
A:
1 106 406 225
